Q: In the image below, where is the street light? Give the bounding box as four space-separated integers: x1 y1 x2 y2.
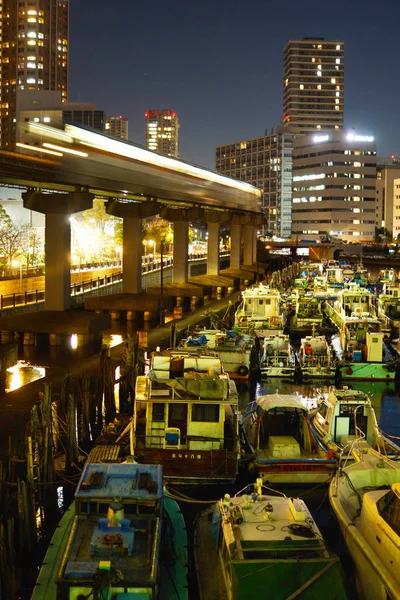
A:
148 239 156 259
12 259 22 292
142 240 148 256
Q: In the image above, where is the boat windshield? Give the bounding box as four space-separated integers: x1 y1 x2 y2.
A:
377 489 400 537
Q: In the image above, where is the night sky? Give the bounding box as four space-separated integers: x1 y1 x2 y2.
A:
69 0 400 169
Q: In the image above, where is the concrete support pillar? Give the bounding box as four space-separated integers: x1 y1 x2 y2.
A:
207 222 220 275
123 217 142 294
230 223 241 270
45 213 71 311
243 225 254 265
173 221 188 283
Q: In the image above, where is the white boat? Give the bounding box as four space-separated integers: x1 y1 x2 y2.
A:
299 332 334 380
330 447 400 600
179 329 256 380
311 388 400 457
241 394 336 484
234 283 284 338
377 282 400 330
325 283 395 381
133 349 239 484
259 333 296 379
195 479 349 600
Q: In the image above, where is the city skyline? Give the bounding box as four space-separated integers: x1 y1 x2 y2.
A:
69 0 400 169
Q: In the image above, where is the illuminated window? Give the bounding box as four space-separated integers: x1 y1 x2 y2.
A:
317 72 321 77
353 208 360 213
316 125 321 129
336 91 340 97
317 84 322 90
285 78 288 86
27 31 37 38
335 99 340 104
27 78 36 84
317 64 322 70
312 57 315 62
331 78 336 84
299 84 304 90
336 58 340 64
336 44 341 50
318 44 322 49
353 220 360 224
43 117 50 123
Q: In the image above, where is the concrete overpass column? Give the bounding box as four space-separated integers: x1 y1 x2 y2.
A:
252 229 258 264
45 213 71 310
173 221 189 283
122 217 142 293
23 189 94 311
230 223 241 270
207 221 220 275
243 225 254 265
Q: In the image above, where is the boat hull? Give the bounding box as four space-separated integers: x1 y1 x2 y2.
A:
135 447 238 484
254 456 336 485
260 366 295 379
301 367 335 380
339 362 395 382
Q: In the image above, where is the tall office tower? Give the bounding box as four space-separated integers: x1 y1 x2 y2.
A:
106 115 128 140
292 131 376 242
1 0 69 149
216 129 293 237
283 38 344 133
145 109 179 157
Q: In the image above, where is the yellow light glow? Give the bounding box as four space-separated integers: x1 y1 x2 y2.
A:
70 334 78 349
43 143 88 157
16 142 63 157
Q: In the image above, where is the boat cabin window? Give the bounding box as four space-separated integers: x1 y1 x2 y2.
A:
377 490 400 537
192 404 219 422
152 403 165 421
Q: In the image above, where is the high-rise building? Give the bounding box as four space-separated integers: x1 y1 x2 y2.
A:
292 131 376 242
283 38 344 134
145 109 179 157
63 102 105 132
1 0 69 149
216 130 293 237
106 115 128 140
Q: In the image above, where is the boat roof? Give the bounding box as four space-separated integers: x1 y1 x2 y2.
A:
76 462 163 501
242 284 279 297
257 394 310 413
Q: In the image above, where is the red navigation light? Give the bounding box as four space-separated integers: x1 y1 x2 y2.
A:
145 111 148 117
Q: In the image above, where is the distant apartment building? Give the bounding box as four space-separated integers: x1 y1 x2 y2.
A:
145 109 179 157
376 157 400 235
106 115 128 140
1 0 69 149
283 38 344 134
292 130 376 242
216 130 293 237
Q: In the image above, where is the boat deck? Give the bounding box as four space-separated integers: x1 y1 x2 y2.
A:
63 515 156 585
194 508 228 600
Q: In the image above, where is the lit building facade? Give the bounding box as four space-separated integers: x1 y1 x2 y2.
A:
283 38 344 134
145 109 179 157
292 131 376 242
375 157 400 235
216 130 293 237
106 115 128 140
1 0 69 149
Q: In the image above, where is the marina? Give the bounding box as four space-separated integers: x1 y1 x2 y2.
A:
2 259 400 599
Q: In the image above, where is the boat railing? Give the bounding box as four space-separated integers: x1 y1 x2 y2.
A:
135 432 236 451
339 405 367 470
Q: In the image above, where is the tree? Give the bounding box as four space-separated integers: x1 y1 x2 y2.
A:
72 199 122 262
142 216 173 246
374 226 392 243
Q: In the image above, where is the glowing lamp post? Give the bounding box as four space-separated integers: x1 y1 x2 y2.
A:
142 240 148 256
148 239 156 260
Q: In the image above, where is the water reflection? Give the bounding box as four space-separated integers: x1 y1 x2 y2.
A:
6 360 46 393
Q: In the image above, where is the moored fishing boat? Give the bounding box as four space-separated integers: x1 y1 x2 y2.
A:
133 349 239 484
195 479 349 600
259 333 296 379
31 462 188 600
325 283 395 381
330 446 400 600
379 267 397 284
311 388 400 458
299 332 334 380
241 394 336 484
234 283 284 338
377 282 400 330
179 328 256 380
288 289 326 335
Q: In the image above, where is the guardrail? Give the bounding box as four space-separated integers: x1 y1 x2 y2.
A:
0 252 230 313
